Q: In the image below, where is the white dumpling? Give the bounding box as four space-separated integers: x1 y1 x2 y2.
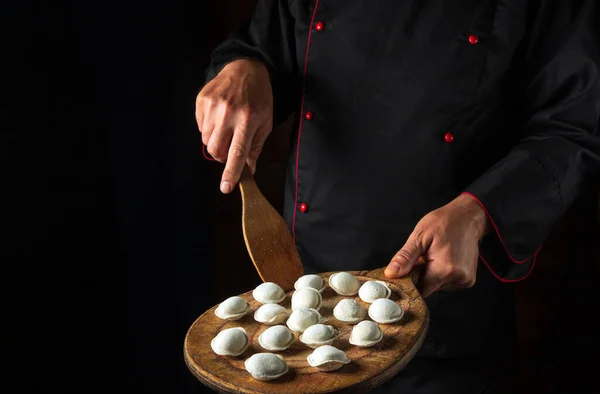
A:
349 320 383 347
252 282 286 304
210 327 249 356
294 274 326 292
286 308 322 333
368 298 404 324
306 345 351 371
214 296 250 321
328 272 361 296
291 287 322 311
332 298 366 324
244 353 289 381
358 280 391 303
258 325 295 351
253 303 289 325
299 324 338 349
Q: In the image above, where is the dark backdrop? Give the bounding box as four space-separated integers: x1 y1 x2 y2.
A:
3 1 230 393
4 1 600 394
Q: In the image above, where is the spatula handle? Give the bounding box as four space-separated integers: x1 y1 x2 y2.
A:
238 165 260 200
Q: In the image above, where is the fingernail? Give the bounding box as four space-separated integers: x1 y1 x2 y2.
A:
390 261 403 273
386 262 403 276
220 181 232 194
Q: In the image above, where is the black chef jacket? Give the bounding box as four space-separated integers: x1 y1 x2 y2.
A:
204 0 600 362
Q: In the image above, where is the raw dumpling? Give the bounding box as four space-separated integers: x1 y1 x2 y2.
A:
368 298 404 324
286 308 322 333
258 325 295 351
210 327 249 356
332 298 366 324
291 287 322 311
253 303 289 325
252 282 286 304
299 324 338 349
244 353 289 381
328 272 361 296
306 345 351 371
214 296 250 321
349 320 383 347
358 280 391 303
294 274 326 292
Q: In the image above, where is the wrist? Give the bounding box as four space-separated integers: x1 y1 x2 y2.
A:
454 194 492 240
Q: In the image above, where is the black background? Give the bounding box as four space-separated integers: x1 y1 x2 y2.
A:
4 1 220 393
3 1 600 394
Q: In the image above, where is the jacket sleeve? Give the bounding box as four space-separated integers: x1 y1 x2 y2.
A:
462 0 600 281
204 0 300 127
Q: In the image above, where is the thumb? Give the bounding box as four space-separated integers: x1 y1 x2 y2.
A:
385 232 425 278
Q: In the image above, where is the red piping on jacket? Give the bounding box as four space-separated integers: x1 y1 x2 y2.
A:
202 144 216 161
292 0 320 243
478 253 537 283
461 191 542 282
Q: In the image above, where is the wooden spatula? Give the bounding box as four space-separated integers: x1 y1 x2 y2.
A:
238 164 304 291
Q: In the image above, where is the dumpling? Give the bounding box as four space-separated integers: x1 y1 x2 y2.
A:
252 282 286 304
214 296 250 321
210 327 249 357
358 280 391 303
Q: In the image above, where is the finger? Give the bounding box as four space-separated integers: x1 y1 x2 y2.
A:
195 93 205 134
197 107 213 148
418 263 450 298
197 92 216 147
221 126 253 194
206 106 235 163
385 231 427 278
246 120 271 174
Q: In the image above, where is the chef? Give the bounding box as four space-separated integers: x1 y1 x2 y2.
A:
196 0 600 392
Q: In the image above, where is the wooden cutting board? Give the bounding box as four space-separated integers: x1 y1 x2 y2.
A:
184 267 429 393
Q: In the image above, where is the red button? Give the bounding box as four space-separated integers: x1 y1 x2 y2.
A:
315 22 324 31
299 203 308 213
444 132 455 143
468 34 479 45
304 111 314 120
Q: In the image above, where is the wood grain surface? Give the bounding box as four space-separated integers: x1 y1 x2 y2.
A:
184 267 429 393
238 165 304 292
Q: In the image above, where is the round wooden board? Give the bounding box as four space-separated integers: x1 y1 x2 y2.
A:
184 268 429 393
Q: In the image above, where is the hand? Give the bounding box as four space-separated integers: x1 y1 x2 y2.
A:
384 194 491 297
196 59 274 194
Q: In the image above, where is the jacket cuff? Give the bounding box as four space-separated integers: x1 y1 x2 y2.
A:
462 151 562 281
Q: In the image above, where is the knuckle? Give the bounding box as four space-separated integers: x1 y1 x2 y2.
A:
411 225 426 238
217 94 239 110
235 127 252 143
464 277 476 288
239 106 254 120
229 142 247 159
206 144 217 157
439 265 454 280
197 90 214 107
207 145 225 161
250 142 263 153
395 249 413 262
195 91 205 105
248 144 263 159
221 168 239 181
453 267 469 281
